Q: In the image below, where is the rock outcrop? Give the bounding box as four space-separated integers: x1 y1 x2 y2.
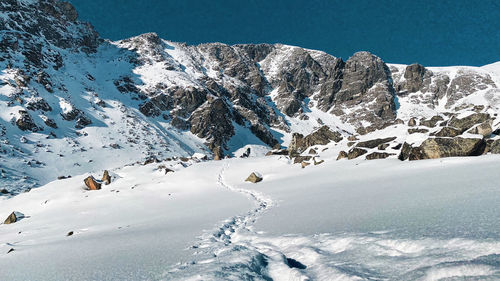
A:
289 126 342 154
399 137 486 160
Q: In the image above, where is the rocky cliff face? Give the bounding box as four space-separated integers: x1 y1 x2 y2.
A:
1 0 499 194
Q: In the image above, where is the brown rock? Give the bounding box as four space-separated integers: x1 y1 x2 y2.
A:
448 113 491 133
293 156 312 164
337 150 348 160
84 176 101 190
301 161 310 168
356 137 397 149
408 117 417 127
347 135 358 141
420 116 444 128
377 143 390 150
347 148 367 159
288 126 343 154
245 172 263 183
102 170 111 185
432 127 462 137
265 149 289 156
467 121 492 137
366 152 394 160
4 212 17 224
408 128 429 134
408 137 486 160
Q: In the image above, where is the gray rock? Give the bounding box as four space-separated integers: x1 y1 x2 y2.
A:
355 137 397 149
366 152 394 160
288 126 342 154
347 148 367 159
448 113 491 133
408 128 429 134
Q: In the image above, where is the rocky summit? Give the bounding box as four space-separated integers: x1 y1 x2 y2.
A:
1 0 500 194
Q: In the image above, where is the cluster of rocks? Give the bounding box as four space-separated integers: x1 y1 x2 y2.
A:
83 170 112 190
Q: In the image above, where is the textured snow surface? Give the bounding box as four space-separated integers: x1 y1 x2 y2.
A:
2 154 499 280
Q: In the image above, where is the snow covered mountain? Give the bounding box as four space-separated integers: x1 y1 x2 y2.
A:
2 1 500 280
1 0 500 195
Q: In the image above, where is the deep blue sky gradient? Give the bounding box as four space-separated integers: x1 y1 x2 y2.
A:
69 0 500 66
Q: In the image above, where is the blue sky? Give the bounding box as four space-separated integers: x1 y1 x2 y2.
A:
69 0 500 66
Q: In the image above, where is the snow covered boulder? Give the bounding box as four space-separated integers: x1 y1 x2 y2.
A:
245 172 263 183
84 176 102 190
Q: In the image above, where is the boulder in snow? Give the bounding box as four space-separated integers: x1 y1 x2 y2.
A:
102 170 111 185
84 176 102 190
245 172 263 183
4 211 24 224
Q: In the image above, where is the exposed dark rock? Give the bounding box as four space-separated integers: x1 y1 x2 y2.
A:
265 149 289 156
408 117 417 127
347 135 359 141
336 150 348 160
467 121 492 136
402 64 427 93
377 143 390 150
288 126 342 154
432 127 462 137
398 142 413 161
43 117 58 129
190 99 233 153
420 116 444 128
448 113 491 133
347 148 367 159
16 110 39 132
293 156 312 164
366 152 394 160
404 137 486 160
355 137 397 149
26 97 52 112
408 128 429 134
490 139 500 154
171 116 190 130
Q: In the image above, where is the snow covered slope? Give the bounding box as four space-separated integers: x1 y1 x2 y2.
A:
1 0 499 195
2 154 499 280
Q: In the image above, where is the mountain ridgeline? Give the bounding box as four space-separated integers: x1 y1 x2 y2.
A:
1 0 500 193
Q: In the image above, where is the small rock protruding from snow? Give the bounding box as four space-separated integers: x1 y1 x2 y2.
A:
245 172 263 183
4 211 22 224
84 176 102 190
102 170 111 185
